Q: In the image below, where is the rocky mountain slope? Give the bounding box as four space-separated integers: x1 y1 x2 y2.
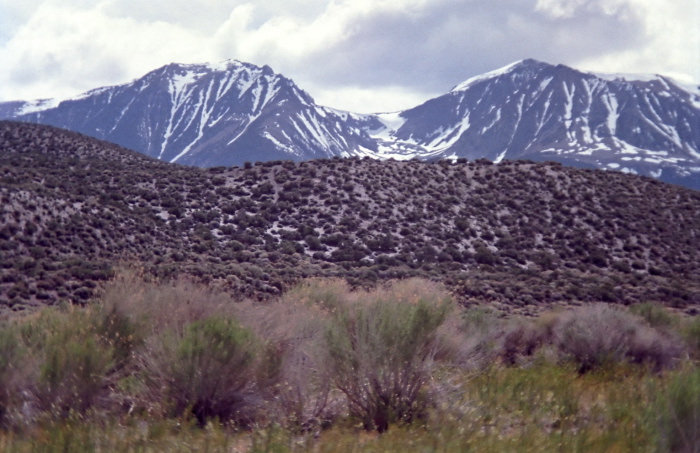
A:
2 121 699 318
0 61 375 166
1 59 698 189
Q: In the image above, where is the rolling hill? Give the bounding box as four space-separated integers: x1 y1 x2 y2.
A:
1 121 699 318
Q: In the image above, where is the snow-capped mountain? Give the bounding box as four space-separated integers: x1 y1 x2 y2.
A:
1 59 699 188
366 59 700 188
1 60 376 166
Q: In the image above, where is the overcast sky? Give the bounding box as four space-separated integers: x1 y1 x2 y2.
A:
0 0 698 113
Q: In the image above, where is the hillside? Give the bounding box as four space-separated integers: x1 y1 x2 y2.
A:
1 121 699 318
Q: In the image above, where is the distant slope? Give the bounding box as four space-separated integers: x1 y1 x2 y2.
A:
1 59 699 189
2 121 699 317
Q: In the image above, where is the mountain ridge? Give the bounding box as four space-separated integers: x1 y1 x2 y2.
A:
369 59 700 189
1 58 699 188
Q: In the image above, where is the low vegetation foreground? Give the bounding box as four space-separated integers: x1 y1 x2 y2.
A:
1 272 700 451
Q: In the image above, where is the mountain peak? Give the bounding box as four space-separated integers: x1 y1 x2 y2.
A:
450 59 553 92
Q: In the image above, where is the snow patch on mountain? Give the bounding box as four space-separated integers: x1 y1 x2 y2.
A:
16 98 60 115
451 60 527 92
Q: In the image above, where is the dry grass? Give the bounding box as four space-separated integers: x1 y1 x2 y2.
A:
554 303 683 372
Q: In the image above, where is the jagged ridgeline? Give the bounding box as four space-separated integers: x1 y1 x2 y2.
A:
2 59 699 189
1 121 699 317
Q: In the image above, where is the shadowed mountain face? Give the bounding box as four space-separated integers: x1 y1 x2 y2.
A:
1 121 699 317
0 59 699 189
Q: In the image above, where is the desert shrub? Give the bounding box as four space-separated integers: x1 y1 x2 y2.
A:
227 292 337 430
554 304 681 373
461 306 501 332
500 320 551 365
99 269 235 334
32 309 114 417
630 302 675 330
682 317 700 359
95 302 143 372
266 329 333 430
234 279 350 429
459 307 562 367
281 278 351 312
0 325 24 426
140 317 260 426
655 368 700 452
323 282 451 431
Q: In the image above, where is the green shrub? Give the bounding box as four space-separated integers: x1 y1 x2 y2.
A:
655 368 700 452
34 310 114 417
141 317 260 426
630 302 675 330
323 285 451 431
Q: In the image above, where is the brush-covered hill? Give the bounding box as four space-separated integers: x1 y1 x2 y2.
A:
1 121 699 317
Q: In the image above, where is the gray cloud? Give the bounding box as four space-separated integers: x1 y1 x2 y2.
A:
292 0 646 93
0 0 696 112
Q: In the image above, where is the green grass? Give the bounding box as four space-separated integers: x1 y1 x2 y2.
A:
0 363 686 452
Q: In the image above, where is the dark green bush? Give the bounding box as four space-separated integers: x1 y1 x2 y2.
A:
474 245 497 265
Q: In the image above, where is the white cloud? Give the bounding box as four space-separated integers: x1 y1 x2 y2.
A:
311 84 436 114
575 0 700 83
211 0 429 66
535 0 629 18
0 2 214 101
